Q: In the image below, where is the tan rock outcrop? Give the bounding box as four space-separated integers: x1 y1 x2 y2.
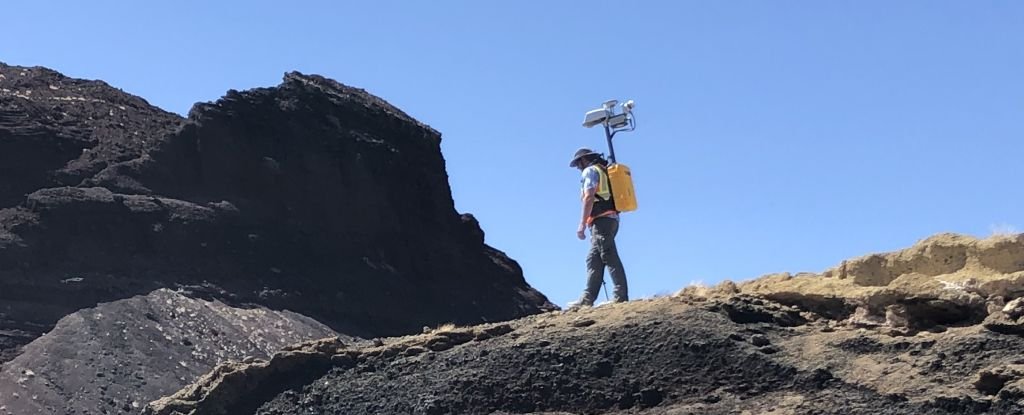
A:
728 233 1024 329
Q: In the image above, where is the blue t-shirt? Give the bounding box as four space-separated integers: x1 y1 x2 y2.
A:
581 165 601 192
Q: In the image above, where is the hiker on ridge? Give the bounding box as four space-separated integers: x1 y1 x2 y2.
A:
569 148 628 307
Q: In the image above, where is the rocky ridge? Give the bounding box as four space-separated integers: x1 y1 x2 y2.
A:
0 63 555 367
718 233 1024 333
0 63 556 414
147 234 1024 414
0 63 182 207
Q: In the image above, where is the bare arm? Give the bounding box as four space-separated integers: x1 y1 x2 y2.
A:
579 187 596 232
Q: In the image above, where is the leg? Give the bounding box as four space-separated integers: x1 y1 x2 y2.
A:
579 231 606 306
593 217 628 302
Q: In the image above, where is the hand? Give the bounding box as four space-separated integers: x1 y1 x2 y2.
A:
576 224 587 240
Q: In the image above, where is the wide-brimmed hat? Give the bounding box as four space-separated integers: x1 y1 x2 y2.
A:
568 148 600 167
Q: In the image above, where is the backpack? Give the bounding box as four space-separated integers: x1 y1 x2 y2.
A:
605 163 638 213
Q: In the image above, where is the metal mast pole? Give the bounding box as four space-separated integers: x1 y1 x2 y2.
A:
604 123 617 164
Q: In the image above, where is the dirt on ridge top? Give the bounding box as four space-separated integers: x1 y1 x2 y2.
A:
146 293 1024 415
145 232 1024 415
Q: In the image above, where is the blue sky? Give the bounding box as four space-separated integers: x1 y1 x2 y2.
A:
4 2 1022 306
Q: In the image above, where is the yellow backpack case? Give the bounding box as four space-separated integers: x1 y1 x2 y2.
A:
607 163 638 212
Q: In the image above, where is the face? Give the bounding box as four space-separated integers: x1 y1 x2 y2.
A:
575 155 594 170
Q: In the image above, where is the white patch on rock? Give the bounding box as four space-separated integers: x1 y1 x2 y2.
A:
1003 298 1024 319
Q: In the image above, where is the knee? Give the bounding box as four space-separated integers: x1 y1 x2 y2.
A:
599 245 620 260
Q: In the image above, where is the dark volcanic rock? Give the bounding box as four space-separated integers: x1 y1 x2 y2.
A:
0 63 183 207
0 65 555 364
145 298 1022 415
0 289 341 415
141 234 1024 415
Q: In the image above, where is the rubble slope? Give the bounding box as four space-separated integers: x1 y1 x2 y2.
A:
0 289 341 415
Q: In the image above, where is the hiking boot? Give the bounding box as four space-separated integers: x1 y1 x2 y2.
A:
566 299 593 311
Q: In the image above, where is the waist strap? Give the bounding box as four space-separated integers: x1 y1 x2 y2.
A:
587 211 618 226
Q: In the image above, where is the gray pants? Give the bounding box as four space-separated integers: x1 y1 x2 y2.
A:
580 216 628 305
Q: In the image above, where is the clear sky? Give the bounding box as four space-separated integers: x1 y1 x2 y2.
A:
4 2 1022 306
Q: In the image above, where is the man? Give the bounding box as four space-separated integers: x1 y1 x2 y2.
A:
569 148 628 307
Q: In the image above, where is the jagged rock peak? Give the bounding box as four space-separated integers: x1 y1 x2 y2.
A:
185 71 438 140
1 63 555 370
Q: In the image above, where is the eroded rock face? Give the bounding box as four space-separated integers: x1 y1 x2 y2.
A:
0 64 555 364
723 233 1024 331
0 289 341 415
0 63 183 207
